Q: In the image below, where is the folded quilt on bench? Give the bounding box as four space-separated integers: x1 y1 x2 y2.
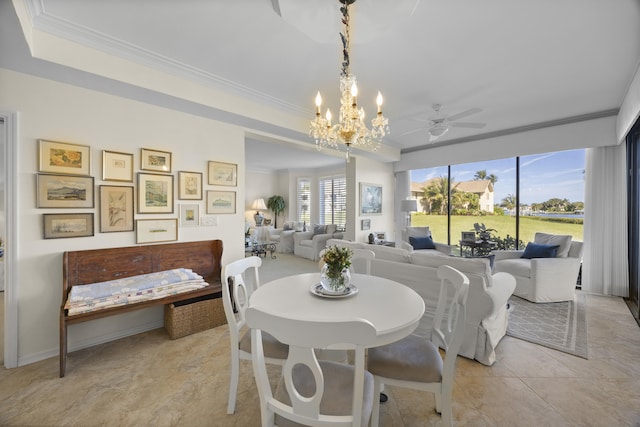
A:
64 268 209 315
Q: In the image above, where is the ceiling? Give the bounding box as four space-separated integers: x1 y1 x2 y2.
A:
4 0 640 171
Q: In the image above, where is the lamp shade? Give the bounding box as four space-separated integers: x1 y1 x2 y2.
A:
400 199 418 212
252 198 267 211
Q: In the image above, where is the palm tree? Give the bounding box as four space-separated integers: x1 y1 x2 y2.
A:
422 176 459 215
501 194 516 210
474 169 498 184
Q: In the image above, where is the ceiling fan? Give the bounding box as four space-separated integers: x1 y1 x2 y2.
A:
405 104 487 142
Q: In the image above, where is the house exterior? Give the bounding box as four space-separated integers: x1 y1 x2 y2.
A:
410 179 495 213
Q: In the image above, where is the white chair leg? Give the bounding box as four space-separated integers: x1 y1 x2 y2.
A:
370 379 383 427
441 393 453 427
227 349 239 414
434 391 442 414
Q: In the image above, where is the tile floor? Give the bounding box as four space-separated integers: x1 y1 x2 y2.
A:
1 285 639 426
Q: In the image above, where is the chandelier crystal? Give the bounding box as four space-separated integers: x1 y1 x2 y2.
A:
309 0 389 162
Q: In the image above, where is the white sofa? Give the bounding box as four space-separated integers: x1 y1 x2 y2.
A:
493 233 584 303
294 224 344 261
326 238 516 366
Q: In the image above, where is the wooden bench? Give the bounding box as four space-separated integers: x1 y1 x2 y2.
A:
60 240 223 377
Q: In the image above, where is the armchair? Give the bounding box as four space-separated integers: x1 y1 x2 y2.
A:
493 233 583 303
269 227 295 254
294 224 343 260
399 226 453 255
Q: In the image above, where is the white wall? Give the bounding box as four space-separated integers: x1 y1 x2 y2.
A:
245 169 277 227
0 68 246 365
347 156 395 243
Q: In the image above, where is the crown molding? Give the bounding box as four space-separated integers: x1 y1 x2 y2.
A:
23 0 307 116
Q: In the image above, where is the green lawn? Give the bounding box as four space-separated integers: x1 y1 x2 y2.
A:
411 213 583 246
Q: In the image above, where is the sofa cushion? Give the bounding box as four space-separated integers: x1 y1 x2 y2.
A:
534 232 572 257
367 245 410 263
409 253 491 277
325 224 337 234
494 258 531 278
521 242 560 259
294 221 305 232
282 221 294 231
409 235 436 250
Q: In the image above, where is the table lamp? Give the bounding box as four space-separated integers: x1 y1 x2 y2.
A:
252 198 267 226
400 199 418 227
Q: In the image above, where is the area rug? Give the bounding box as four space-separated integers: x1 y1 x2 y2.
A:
506 293 588 359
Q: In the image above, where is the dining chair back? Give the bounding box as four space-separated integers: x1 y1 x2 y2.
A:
350 248 375 275
246 306 378 427
367 264 470 427
221 256 287 414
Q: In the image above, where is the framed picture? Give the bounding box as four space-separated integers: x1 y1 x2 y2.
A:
43 213 94 239
360 182 382 215
38 139 91 176
99 185 134 233
179 204 200 227
37 174 94 208
137 173 174 214
208 161 237 186
178 171 203 200
102 150 134 182
461 231 476 242
136 218 178 244
206 190 236 214
374 231 387 241
140 148 172 173
361 219 371 230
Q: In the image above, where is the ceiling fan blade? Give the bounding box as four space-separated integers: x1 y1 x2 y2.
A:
451 122 486 128
447 107 482 122
397 127 428 137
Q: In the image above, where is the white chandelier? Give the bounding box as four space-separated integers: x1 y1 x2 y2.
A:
309 0 389 162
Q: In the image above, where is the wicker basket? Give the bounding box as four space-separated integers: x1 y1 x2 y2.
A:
164 295 226 339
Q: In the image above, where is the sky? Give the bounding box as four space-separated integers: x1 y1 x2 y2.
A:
409 149 586 206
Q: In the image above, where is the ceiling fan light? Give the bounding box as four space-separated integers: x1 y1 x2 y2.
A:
429 124 449 138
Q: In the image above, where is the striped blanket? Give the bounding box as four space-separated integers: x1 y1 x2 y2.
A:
64 268 209 315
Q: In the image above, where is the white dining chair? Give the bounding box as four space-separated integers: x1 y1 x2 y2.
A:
350 248 375 275
221 256 288 414
246 306 378 427
367 265 470 427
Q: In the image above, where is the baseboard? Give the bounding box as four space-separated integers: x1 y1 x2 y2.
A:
17 320 164 367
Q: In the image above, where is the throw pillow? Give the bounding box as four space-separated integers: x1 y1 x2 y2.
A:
294 222 304 232
313 224 326 235
521 242 560 259
534 232 572 257
409 235 436 250
282 221 292 231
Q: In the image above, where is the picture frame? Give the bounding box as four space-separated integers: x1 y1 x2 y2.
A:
179 204 200 227
206 190 236 214
135 218 178 244
43 213 94 239
461 231 476 242
102 150 134 182
99 185 134 233
178 171 203 200
361 219 371 231
208 161 237 186
137 172 174 214
140 148 172 173
37 173 94 208
38 139 91 176
374 231 387 242
360 182 382 215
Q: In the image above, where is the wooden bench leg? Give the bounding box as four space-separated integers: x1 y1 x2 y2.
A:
60 312 67 378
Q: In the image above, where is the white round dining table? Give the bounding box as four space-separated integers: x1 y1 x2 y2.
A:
249 272 425 348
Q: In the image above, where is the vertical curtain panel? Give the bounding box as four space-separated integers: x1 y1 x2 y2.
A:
583 144 629 296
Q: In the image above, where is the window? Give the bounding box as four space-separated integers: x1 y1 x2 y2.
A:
297 178 311 223
319 175 346 228
410 149 584 251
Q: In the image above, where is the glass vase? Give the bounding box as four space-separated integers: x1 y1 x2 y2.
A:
320 264 351 294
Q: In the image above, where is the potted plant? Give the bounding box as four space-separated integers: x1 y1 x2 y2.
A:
267 195 286 228
473 222 496 242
